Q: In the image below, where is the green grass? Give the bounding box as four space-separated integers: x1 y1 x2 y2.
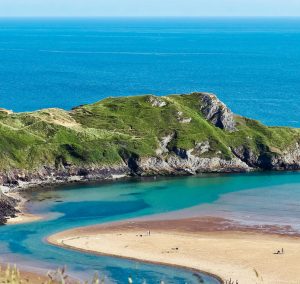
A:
0 93 298 172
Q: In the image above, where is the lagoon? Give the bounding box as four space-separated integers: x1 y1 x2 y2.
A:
1 172 300 282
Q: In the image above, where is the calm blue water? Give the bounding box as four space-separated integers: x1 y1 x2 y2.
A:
0 18 300 126
2 172 300 282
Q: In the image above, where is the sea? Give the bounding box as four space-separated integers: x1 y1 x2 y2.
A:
0 17 300 127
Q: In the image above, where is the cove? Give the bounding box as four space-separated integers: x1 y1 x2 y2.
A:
1 171 300 283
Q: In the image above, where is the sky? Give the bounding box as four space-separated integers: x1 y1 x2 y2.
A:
0 0 300 17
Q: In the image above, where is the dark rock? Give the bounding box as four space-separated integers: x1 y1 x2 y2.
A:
0 193 19 225
172 147 188 159
232 146 258 167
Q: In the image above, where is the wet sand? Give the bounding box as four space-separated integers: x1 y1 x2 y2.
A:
48 217 300 284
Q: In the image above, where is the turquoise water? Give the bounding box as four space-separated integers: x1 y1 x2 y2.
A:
1 18 300 126
1 172 300 282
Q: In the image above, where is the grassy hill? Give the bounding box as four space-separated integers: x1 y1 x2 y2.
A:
0 92 299 183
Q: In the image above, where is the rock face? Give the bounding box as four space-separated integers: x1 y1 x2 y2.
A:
231 143 300 171
0 192 18 224
138 155 250 176
137 143 300 176
277 143 300 170
198 93 236 132
0 165 130 190
2 140 300 193
2 137 300 193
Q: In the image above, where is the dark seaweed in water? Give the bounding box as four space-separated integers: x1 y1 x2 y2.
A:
120 192 142 197
51 199 150 220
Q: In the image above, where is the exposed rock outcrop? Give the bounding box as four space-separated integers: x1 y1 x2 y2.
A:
194 141 211 155
276 143 300 170
2 138 300 194
197 93 236 132
0 192 18 224
137 135 251 175
147 96 167 107
156 133 175 156
232 143 300 170
231 146 259 168
0 164 130 190
176 111 192 123
139 155 250 176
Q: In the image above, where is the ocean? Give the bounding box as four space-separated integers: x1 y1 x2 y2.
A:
0 17 300 126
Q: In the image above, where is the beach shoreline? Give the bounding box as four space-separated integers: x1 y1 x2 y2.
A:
48 217 300 284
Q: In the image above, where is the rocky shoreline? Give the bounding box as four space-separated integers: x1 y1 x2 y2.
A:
1 138 300 194
0 145 299 225
0 192 19 224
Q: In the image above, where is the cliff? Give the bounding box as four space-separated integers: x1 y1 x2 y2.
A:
0 92 299 190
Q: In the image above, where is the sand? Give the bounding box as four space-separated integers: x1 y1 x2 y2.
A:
48 217 300 284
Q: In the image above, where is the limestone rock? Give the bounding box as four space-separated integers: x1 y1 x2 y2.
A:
177 111 192 123
147 96 167 107
197 93 236 132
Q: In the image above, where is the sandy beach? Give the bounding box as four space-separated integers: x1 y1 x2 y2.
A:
48 217 300 284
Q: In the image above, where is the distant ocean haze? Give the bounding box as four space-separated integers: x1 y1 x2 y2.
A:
0 17 300 126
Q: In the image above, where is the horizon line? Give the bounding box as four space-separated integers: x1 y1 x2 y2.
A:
0 15 300 19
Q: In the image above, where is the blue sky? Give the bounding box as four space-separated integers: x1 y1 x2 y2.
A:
0 0 300 17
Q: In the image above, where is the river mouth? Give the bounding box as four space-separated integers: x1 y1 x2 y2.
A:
2 171 300 283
